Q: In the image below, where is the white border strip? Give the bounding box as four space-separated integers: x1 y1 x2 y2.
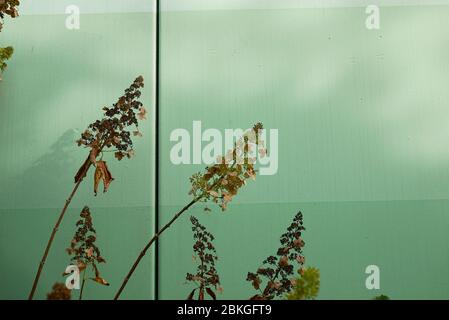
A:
19 0 449 15
20 0 154 15
162 0 449 11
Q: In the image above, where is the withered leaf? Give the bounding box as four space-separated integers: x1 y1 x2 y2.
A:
89 145 100 165
206 287 216 300
74 155 91 183
94 160 114 196
187 288 196 300
90 276 110 286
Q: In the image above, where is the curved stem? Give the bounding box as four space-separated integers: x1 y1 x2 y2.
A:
113 198 199 300
79 269 87 300
28 136 110 300
28 160 92 300
114 163 236 300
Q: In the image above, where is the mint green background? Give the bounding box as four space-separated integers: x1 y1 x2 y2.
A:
1 1 449 300
0 9 155 299
158 5 449 300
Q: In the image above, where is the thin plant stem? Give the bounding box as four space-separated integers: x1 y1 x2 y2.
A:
28 77 145 300
28 159 92 300
114 165 235 300
113 198 198 300
29 132 110 300
79 270 87 300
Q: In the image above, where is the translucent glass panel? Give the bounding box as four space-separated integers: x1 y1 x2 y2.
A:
159 1 449 299
0 1 155 299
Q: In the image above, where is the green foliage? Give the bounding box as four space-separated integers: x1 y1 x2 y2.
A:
0 46 13 72
286 267 320 300
373 294 390 300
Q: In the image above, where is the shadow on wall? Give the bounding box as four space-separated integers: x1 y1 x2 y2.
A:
0 129 83 209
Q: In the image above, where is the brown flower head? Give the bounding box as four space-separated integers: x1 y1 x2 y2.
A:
76 76 145 162
46 282 71 300
189 122 265 211
66 206 109 287
247 211 306 300
186 216 220 300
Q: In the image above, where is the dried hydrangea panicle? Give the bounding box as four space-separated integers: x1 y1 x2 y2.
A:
247 211 306 300
0 0 19 32
29 77 145 300
190 122 264 211
0 0 19 19
75 76 146 194
186 216 221 300
0 1 19 76
46 282 71 300
114 122 263 300
67 206 109 292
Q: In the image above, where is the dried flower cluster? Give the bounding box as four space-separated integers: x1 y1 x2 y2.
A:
189 122 265 211
46 282 71 300
75 76 146 194
186 216 221 300
66 206 109 287
114 122 264 300
76 76 146 160
29 77 146 300
0 0 19 29
0 0 19 78
247 211 306 300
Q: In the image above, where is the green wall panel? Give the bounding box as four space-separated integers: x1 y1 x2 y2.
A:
0 5 155 299
158 4 449 299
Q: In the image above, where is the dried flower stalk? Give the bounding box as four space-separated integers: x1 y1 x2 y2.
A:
28 76 146 299
114 123 265 299
247 211 306 300
0 0 19 79
66 206 108 300
186 216 221 300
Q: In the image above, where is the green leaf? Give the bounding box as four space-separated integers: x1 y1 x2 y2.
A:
286 267 320 300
